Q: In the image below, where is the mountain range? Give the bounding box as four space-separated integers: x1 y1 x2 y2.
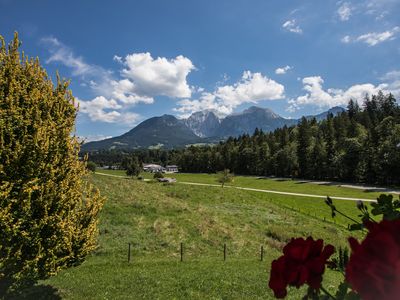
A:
82 106 344 151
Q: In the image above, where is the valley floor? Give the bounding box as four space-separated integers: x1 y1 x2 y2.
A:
21 171 390 299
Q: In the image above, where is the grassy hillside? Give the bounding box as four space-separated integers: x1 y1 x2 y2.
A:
22 173 374 299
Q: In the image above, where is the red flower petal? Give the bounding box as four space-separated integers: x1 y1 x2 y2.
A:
346 219 400 300
321 244 335 260
268 237 335 296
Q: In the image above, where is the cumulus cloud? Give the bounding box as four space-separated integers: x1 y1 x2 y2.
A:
175 93 226 119
287 76 388 112
282 19 303 34
380 70 400 98
42 37 196 124
343 27 400 46
109 79 154 105
80 52 195 123
78 96 141 124
121 52 195 98
337 2 352 21
175 71 285 118
275 65 292 75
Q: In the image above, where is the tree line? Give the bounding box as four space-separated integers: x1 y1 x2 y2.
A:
85 92 400 185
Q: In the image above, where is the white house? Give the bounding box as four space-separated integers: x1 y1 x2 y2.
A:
166 165 179 173
143 163 165 173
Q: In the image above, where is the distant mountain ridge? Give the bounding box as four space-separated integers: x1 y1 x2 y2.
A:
184 110 221 137
216 106 297 138
82 114 202 151
82 106 345 151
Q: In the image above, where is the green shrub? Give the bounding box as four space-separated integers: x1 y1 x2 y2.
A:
153 172 164 179
0 33 104 294
86 161 97 172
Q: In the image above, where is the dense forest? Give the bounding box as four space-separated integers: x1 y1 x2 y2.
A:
85 92 400 185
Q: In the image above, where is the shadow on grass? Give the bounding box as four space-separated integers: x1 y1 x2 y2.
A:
256 177 288 182
5 284 61 300
364 188 385 193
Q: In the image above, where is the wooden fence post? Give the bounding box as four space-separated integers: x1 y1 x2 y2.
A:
180 242 183 262
260 246 264 261
224 243 226 261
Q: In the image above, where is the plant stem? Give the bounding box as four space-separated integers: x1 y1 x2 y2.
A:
320 286 336 300
334 209 363 226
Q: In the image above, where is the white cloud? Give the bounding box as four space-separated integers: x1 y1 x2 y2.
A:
282 19 303 34
42 37 196 124
356 27 400 46
175 71 285 118
78 96 141 125
340 27 400 46
79 96 119 122
365 0 398 12
113 55 123 63
175 93 225 119
216 71 284 104
275 65 292 75
380 70 400 98
337 2 352 21
110 79 154 105
287 76 388 111
341 35 351 43
41 37 107 78
380 70 400 81
121 52 195 98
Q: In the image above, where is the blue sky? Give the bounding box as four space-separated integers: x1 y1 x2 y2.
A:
1 0 399 140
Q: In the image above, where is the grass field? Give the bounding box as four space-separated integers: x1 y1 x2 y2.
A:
21 171 388 299
96 169 389 200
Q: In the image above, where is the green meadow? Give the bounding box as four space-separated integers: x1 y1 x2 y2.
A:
22 172 388 299
96 169 386 200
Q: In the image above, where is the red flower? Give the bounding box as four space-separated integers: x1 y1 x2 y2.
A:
268 237 335 298
346 219 400 300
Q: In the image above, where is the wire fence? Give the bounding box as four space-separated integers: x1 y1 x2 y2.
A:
126 242 267 263
123 202 352 263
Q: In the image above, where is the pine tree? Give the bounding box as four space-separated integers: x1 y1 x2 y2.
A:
347 99 359 119
297 117 312 178
0 33 104 294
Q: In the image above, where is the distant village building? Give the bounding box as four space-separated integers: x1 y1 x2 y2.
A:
166 165 179 173
98 165 119 170
143 164 179 173
143 163 165 173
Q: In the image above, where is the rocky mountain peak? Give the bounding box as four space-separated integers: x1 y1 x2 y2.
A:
185 110 221 137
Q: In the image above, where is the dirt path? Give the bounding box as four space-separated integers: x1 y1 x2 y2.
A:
265 177 400 194
95 172 377 203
